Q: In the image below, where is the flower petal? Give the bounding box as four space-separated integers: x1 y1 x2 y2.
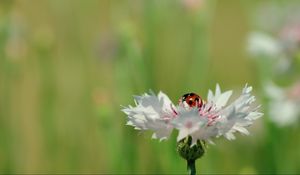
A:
211 84 262 140
215 90 233 109
123 91 175 140
207 84 233 109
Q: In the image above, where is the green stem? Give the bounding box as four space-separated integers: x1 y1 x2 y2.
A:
187 159 196 175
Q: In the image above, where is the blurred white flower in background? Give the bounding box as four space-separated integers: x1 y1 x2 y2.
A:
247 32 281 58
122 84 262 144
279 22 300 58
247 2 300 73
247 32 292 73
248 2 300 128
265 81 300 127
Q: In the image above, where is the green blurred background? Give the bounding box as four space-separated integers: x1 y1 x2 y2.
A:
0 0 299 174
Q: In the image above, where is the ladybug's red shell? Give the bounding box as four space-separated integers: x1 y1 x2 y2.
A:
179 93 204 108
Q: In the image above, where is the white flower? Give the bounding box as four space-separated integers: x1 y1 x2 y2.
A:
248 3 300 73
265 81 300 127
247 32 292 73
247 32 281 58
122 84 263 144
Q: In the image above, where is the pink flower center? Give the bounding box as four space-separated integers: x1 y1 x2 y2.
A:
185 121 193 129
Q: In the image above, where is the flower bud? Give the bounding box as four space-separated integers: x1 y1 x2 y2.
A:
177 135 205 161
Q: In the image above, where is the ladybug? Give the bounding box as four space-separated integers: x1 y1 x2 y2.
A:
179 93 204 108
